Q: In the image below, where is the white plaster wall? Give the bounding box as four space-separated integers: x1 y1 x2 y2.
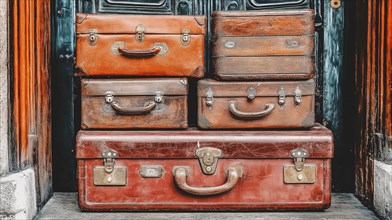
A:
374 160 392 219
0 0 9 175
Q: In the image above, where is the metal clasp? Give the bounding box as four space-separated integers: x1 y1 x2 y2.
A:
206 88 214 107
278 87 286 106
181 29 190 46
88 29 98 46
135 24 145 43
291 148 308 172
105 91 114 103
195 147 222 175
154 91 164 103
102 149 118 173
247 87 256 101
294 87 302 105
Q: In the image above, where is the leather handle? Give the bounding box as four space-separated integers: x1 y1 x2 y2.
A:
173 166 242 196
118 46 161 58
110 101 156 115
228 100 275 120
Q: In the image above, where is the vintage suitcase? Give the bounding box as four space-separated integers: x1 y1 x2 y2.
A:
75 13 206 77
81 78 188 129
76 124 333 211
212 10 315 80
198 79 315 129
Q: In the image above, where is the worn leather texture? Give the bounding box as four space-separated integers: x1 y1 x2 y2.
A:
75 13 206 77
81 78 188 129
198 79 315 129
76 124 333 211
212 10 315 80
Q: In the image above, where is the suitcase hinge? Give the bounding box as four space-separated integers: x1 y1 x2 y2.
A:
278 87 286 106
88 29 98 46
181 29 191 46
102 149 118 173
294 87 302 105
196 147 222 175
135 24 145 43
291 148 308 172
206 88 214 106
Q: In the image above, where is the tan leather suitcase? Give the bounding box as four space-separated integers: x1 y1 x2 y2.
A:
81 78 188 129
76 124 333 211
75 14 206 77
212 10 314 80
198 79 315 129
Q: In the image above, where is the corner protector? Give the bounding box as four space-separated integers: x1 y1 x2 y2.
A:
75 66 89 77
194 16 206 26
76 13 88 24
190 66 204 78
81 123 89 130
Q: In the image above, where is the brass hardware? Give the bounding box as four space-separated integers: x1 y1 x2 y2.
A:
93 166 127 186
139 165 165 178
154 91 164 103
88 29 98 46
278 87 286 106
105 91 114 103
283 165 316 184
283 148 316 184
224 41 236 49
206 88 214 107
135 24 145 43
247 87 256 100
153 42 169 56
195 147 222 175
291 148 308 172
93 149 127 186
181 29 191 46
294 87 302 105
110 41 126 55
285 40 299 48
330 0 341 9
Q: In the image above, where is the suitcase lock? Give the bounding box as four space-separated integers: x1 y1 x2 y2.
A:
294 87 302 105
88 29 98 46
283 148 316 184
93 149 127 186
195 147 222 175
181 29 191 46
205 88 214 106
135 25 145 43
278 87 286 106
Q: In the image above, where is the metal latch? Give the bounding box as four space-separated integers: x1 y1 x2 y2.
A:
105 91 114 103
135 24 145 43
93 149 127 186
88 29 98 46
195 147 222 175
154 91 164 103
278 87 286 106
294 87 302 105
283 148 316 184
247 87 256 100
181 29 190 46
206 88 214 107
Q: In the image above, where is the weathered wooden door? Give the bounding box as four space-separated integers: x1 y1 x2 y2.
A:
52 0 348 193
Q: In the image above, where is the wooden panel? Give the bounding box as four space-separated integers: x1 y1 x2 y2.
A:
345 0 392 207
11 0 52 207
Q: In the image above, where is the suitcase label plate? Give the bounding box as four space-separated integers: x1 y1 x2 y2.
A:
93 166 127 186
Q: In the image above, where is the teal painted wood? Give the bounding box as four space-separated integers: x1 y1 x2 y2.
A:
52 0 77 191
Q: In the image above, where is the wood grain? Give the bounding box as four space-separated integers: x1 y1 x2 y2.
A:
11 0 52 208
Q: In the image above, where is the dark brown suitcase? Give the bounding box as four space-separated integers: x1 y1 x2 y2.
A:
81 78 188 129
76 124 333 211
212 10 315 80
198 79 315 129
75 13 206 77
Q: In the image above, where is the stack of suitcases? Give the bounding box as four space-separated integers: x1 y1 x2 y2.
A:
75 9 334 211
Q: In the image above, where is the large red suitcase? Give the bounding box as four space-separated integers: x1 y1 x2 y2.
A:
76 124 333 211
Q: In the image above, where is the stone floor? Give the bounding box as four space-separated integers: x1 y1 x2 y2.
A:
35 193 379 220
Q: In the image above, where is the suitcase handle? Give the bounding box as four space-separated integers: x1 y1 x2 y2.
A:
228 100 275 120
110 101 156 115
173 166 242 196
118 46 161 58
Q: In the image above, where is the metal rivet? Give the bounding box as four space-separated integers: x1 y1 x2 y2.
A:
297 174 303 181
206 166 212 173
107 176 113 182
330 0 341 9
108 152 112 156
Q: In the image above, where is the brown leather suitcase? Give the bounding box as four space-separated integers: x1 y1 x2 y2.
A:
76 124 333 211
198 79 315 129
212 10 314 80
81 78 188 129
75 13 206 77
